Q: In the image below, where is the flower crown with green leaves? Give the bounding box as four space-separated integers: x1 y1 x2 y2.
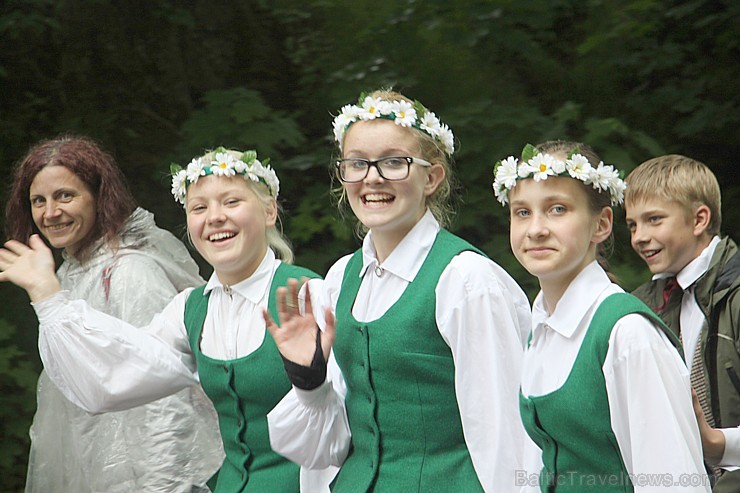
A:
170 148 279 205
333 93 455 156
492 144 626 206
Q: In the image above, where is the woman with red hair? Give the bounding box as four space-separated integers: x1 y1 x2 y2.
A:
5 134 223 493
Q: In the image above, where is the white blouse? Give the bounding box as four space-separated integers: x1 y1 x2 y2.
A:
267 211 535 493
34 248 336 492
35 250 286 409
519 261 710 492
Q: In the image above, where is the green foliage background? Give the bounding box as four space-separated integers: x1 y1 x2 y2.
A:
0 0 737 489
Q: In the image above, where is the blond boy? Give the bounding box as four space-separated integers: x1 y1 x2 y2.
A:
625 155 739 492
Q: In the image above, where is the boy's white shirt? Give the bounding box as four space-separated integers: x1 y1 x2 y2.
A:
651 235 720 371
519 261 709 492
651 235 739 468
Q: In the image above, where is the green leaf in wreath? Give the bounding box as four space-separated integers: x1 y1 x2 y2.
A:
521 143 538 162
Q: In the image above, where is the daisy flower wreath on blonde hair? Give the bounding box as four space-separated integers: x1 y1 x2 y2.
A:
170 148 279 205
333 93 455 156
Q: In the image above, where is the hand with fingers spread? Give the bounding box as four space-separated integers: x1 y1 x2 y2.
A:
263 278 335 388
0 235 60 302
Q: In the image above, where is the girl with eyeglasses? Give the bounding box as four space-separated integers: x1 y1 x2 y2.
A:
264 89 534 492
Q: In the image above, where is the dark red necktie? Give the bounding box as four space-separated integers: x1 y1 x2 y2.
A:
657 277 679 311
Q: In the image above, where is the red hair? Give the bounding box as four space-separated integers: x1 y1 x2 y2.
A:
5 134 136 262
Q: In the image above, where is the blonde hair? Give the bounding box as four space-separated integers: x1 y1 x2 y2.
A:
625 154 721 235
333 89 457 236
189 149 294 263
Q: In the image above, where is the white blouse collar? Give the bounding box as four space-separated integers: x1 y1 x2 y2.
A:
359 210 439 283
204 248 277 303
531 260 612 339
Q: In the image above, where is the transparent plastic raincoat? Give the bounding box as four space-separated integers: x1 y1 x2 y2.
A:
25 208 224 493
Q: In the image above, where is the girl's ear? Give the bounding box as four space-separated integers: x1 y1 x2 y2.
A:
424 164 445 197
592 206 613 244
265 197 278 227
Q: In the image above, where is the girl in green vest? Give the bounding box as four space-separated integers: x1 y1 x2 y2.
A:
0 148 335 492
264 90 534 492
493 140 709 492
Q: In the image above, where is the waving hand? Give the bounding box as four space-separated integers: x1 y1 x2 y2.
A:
0 235 61 302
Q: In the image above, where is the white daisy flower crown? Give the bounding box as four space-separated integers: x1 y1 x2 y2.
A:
492 144 627 206
333 93 455 156
170 147 280 205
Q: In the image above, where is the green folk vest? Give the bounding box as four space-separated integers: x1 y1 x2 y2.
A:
184 263 319 493
519 293 681 493
331 229 484 493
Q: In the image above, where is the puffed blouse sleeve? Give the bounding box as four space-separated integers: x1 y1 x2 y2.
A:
604 313 710 492
436 251 533 492
267 267 351 470
35 289 199 414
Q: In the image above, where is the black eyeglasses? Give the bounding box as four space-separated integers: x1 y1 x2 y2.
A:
335 156 432 183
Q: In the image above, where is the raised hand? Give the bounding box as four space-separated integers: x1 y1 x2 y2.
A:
263 277 335 367
0 235 61 302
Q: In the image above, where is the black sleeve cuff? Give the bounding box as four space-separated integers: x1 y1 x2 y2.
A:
279 329 327 390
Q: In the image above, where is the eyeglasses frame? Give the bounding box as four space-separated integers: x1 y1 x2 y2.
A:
335 156 433 183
